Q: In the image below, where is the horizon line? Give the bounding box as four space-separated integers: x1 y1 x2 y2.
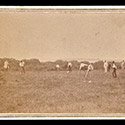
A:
0 57 124 62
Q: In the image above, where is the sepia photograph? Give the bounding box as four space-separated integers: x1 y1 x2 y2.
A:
0 6 125 119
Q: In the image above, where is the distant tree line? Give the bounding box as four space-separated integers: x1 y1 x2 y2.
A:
0 58 122 71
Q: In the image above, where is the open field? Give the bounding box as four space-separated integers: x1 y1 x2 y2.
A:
0 70 125 113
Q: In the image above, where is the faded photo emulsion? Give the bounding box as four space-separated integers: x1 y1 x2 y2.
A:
0 7 125 118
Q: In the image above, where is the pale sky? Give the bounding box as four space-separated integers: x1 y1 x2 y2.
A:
0 11 125 61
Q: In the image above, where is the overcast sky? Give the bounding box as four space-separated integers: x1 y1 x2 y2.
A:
0 11 125 61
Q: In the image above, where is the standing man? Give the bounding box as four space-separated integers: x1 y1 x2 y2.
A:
79 62 88 72
67 62 72 73
112 61 117 78
19 60 25 74
56 64 60 71
104 60 108 73
121 60 125 69
107 63 111 72
84 63 94 82
4 60 9 71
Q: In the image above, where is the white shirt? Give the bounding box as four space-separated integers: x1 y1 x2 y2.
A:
80 63 88 67
56 64 60 68
88 64 94 71
104 62 108 67
68 62 72 67
112 64 117 69
121 61 125 66
4 61 9 69
19 61 25 67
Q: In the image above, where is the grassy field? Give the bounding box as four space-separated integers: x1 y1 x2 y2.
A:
0 69 125 114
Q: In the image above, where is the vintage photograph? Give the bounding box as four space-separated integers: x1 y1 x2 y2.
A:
0 6 125 119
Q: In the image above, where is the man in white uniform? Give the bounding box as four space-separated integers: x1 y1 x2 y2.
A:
67 62 72 73
4 60 9 71
104 60 108 73
56 64 60 71
121 60 125 69
85 63 94 78
79 62 88 72
19 60 25 74
112 61 117 78
84 63 94 83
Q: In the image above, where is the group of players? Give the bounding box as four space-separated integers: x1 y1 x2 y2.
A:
103 60 125 78
2 59 125 80
3 60 25 74
57 60 125 79
64 62 94 79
